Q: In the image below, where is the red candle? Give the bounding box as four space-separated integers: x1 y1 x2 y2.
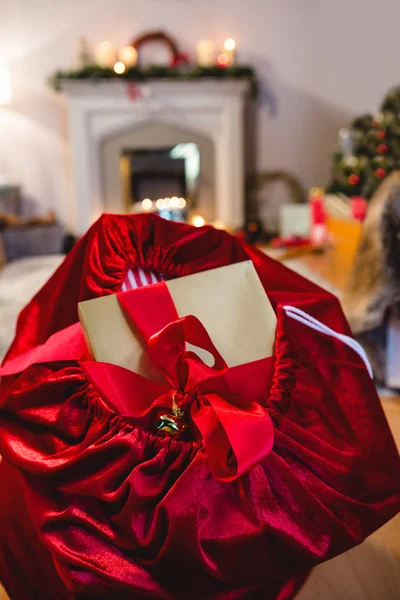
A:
309 187 327 246
350 196 367 221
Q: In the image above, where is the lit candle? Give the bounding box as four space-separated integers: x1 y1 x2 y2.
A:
141 198 153 211
192 215 205 228
196 40 216 67
222 38 236 66
217 53 230 68
95 41 117 68
119 46 138 67
113 61 126 74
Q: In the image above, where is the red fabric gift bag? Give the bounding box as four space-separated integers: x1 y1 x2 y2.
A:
0 213 399 600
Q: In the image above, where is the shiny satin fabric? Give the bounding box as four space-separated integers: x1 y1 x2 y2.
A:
0 214 399 600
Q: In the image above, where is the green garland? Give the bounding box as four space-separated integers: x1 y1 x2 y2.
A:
49 64 259 96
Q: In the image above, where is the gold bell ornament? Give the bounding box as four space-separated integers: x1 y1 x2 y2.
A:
155 395 187 438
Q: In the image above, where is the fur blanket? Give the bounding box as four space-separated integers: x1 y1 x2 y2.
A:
342 171 400 383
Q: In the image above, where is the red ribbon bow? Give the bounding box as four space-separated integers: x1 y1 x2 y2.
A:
82 285 275 481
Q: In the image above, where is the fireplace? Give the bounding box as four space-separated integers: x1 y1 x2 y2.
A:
63 80 250 234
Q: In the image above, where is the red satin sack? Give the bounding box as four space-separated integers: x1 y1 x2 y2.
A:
0 214 399 600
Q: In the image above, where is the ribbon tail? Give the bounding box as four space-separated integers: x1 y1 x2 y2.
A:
192 393 274 482
0 322 85 377
81 361 171 418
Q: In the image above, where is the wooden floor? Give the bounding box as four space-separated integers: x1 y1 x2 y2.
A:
297 396 400 600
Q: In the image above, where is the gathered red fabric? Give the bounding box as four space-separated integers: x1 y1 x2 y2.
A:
0 214 399 600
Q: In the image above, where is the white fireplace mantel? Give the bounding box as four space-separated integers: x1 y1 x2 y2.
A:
63 79 251 235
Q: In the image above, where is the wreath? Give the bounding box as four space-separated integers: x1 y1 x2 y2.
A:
131 30 188 67
245 170 305 237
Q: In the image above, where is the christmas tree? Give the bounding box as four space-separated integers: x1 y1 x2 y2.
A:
328 86 400 199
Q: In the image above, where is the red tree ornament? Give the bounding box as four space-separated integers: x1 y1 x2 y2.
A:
377 143 388 154
375 167 386 179
348 174 360 185
377 130 385 139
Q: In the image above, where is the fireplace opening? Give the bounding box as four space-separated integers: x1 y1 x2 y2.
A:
120 144 200 221
102 122 216 225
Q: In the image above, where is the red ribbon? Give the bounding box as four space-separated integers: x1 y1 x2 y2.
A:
0 283 275 481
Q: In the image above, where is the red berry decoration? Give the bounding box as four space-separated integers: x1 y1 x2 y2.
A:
171 52 190 67
348 174 360 185
377 130 385 139
375 167 386 179
377 143 388 154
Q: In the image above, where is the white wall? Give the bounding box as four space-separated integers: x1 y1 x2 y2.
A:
1 0 400 225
